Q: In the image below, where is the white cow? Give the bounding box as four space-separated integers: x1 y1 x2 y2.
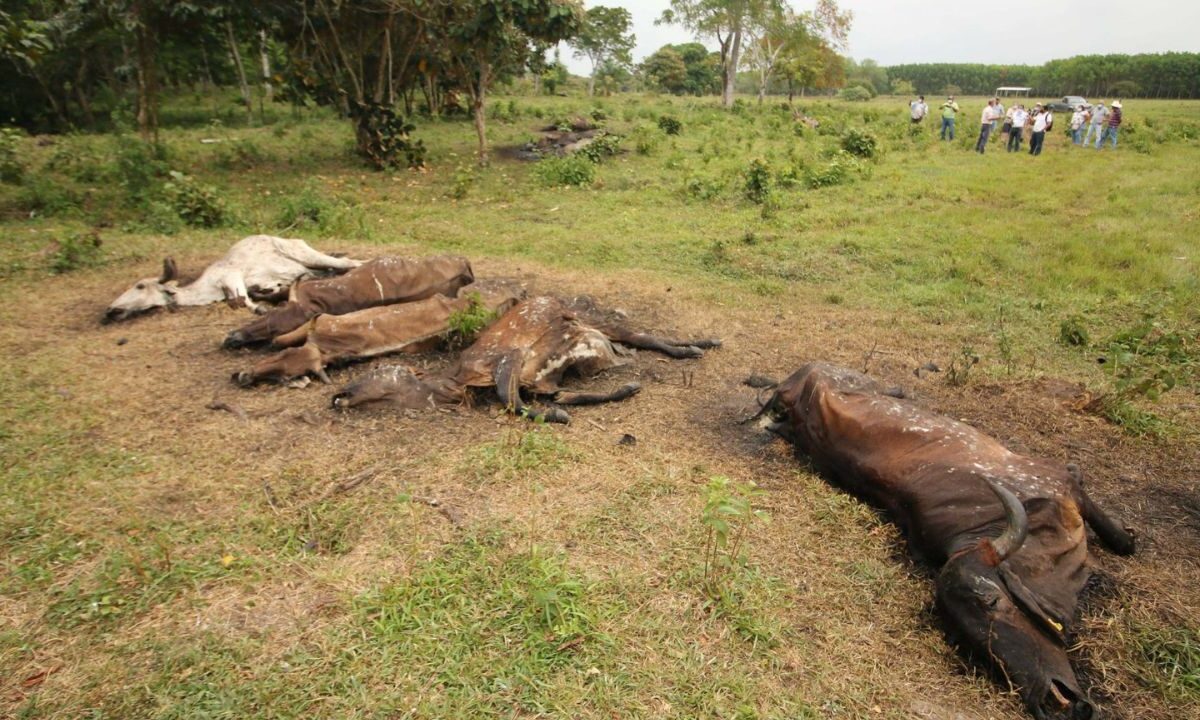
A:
104 235 361 323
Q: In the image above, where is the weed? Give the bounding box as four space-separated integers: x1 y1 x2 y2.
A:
841 128 879 159
699 476 768 603
276 185 331 230
945 346 980 386
629 123 660 155
1 126 26 183
463 427 574 485
114 136 170 204
49 231 104 274
533 155 595 187
1131 623 1200 701
743 157 773 205
1060 316 1090 346
577 131 622 163
15 175 82 216
447 291 499 343
683 173 724 201
163 171 227 227
449 162 475 200
657 114 683 135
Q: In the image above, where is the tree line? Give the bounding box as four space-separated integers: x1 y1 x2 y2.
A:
884 53 1200 99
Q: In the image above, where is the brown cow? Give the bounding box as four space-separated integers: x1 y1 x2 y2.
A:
231 281 525 387
222 255 473 348
330 295 721 423
757 363 1135 720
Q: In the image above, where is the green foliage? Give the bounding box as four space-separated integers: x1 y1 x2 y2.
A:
276 185 331 231
1131 623 1200 701
449 163 476 200
464 427 575 485
1101 319 1196 402
629 123 660 155
743 157 772 205
114 137 170 204
0 126 25 183
657 114 683 135
805 154 856 189
533 154 596 187
840 128 879 159
1060 316 1090 346
837 86 872 102
577 131 622 163
945 346 980 387
49 232 104 274
447 292 499 343
700 476 768 603
15 174 82 216
163 170 226 228
684 173 725 201
350 101 426 170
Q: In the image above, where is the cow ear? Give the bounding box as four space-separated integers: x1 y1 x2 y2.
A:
998 566 1067 644
160 257 179 283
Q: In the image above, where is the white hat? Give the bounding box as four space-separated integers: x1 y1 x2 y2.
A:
1112 100 1122 108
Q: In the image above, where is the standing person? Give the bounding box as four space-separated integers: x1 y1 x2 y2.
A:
1084 101 1108 147
975 99 996 153
1070 105 1087 145
1029 104 1053 156
940 96 960 140
910 94 928 124
1100 100 1123 149
1001 103 1016 143
1007 104 1028 152
992 97 1004 140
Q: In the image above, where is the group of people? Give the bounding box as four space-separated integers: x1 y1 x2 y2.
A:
907 94 1124 155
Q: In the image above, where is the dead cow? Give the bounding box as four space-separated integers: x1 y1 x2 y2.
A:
231 281 525 387
104 235 361 323
331 295 721 423
758 363 1135 720
222 255 474 349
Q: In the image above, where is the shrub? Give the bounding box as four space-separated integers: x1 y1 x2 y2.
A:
447 291 499 344
590 107 608 122
700 476 768 602
350 100 426 170
276 185 331 230
841 128 879 159
657 114 682 135
16 175 82 216
577 131 622 163
45 141 104 183
449 163 475 200
683 173 724 201
533 155 595 187
114 137 170 204
806 155 852 189
629 124 660 155
1059 317 1090 346
837 86 872 102
1 127 26 184
163 171 226 228
743 158 772 205
49 231 104 274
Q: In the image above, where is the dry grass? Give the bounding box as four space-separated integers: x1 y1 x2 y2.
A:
1 241 1196 719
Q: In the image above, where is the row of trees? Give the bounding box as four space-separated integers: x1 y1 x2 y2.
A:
884 53 1200 99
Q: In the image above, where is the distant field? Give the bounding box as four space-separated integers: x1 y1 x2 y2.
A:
1 92 1197 719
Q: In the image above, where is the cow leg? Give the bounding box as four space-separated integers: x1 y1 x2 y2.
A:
221 277 264 314
494 350 570 424
604 328 712 359
279 239 360 271
1068 465 1136 556
554 382 642 406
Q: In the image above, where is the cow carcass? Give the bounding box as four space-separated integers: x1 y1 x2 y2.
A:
231 280 525 387
222 255 474 348
757 363 1135 720
330 295 721 423
104 235 361 322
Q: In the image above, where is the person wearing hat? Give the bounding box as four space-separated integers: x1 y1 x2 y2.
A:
1070 105 1087 145
1028 104 1053 156
1084 101 1109 147
1100 100 1123 149
939 95 960 141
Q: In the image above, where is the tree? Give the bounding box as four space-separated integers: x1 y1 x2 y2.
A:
641 46 687 94
742 5 806 104
660 0 782 109
570 5 634 97
772 0 850 100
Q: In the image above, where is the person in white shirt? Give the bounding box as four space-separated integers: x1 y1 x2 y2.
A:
974 99 997 154
909 95 928 123
1083 101 1108 146
1007 105 1028 152
1070 105 1087 145
991 98 1004 137
1029 104 1053 156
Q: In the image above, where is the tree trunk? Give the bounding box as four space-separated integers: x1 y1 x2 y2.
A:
133 19 159 141
75 59 96 127
722 27 743 109
200 42 214 90
259 29 273 103
472 62 491 165
225 22 253 123
588 73 595 97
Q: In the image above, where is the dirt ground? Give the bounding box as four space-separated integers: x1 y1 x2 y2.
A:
2 245 1197 719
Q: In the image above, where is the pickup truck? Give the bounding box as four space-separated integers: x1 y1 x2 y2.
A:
1045 96 1090 112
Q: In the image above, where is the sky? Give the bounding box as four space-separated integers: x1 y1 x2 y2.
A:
562 0 1200 74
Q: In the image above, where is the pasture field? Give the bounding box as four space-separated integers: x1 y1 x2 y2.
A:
1 92 1198 719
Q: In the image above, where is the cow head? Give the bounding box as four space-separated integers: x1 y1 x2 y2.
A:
330 365 458 411
936 481 1094 719
104 258 179 323
233 344 327 387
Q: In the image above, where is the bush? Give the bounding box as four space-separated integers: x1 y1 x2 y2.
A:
45 140 104 182
683 173 724 201
629 124 660 155
1 127 26 184
657 114 683 135
837 86 872 102
806 155 851 189
163 171 227 228
447 292 499 344
841 128 879 159
115 137 170 204
350 100 426 170
577 131 622 163
276 185 331 230
49 231 104 274
533 155 595 187
449 163 475 200
743 158 772 204
16 175 82 216
1059 316 1090 346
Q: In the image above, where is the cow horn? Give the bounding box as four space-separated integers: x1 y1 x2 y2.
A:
986 479 1028 561
160 257 178 283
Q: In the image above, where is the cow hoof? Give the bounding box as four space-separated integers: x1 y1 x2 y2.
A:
223 332 247 350
543 408 571 424
677 346 704 359
331 393 351 410
232 371 254 388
